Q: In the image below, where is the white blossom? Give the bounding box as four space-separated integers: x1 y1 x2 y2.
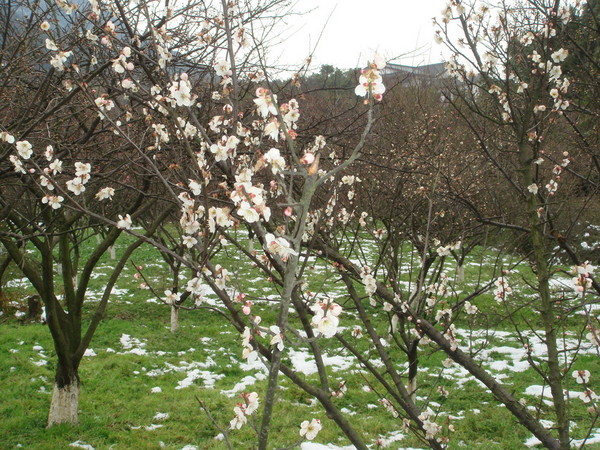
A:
16 141 33 159
299 419 322 440
96 187 115 201
116 214 132 229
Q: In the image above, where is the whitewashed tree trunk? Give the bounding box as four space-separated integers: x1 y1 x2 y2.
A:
170 305 179 333
456 264 465 283
248 238 254 253
47 381 80 427
109 245 116 260
407 377 417 403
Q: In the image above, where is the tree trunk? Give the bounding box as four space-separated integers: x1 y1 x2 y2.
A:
47 356 81 427
48 380 80 426
456 263 465 283
407 342 419 403
170 305 179 333
109 245 116 260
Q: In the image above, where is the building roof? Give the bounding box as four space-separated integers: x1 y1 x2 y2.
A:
381 62 446 79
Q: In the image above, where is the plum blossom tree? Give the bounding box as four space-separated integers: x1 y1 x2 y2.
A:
0 0 296 428
0 0 183 426
428 0 600 447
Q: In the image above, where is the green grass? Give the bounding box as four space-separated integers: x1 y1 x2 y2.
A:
0 231 599 449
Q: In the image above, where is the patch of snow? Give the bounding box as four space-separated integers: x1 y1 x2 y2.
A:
150 387 162 393
240 356 268 372
30 359 48 366
287 349 354 376
153 412 169 421
69 441 95 450
221 375 259 397
301 444 356 450
175 369 224 390
6 277 30 288
524 385 552 398
84 349 97 357
119 334 147 355
111 288 131 296
571 429 600 447
378 430 406 447
131 424 163 431
523 385 582 401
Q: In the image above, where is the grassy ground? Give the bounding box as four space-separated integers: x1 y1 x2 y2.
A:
1 231 599 449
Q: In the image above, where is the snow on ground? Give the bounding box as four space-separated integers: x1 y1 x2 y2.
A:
153 412 169 421
525 427 600 447
301 444 356 450
131 424 163 431
119 334 148 355
221 373 267 397
571 429 600 447
145 358 224 389
524 385 584 401
377 430 408 447
287 349 355 376
175 368 223 390
301 444 425 450
5 277 30 288
69 441 95 450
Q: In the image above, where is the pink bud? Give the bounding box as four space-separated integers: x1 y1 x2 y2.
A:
300 152 315 165
284 206 293 216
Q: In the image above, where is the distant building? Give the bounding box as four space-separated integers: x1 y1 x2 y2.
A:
381 62 447 85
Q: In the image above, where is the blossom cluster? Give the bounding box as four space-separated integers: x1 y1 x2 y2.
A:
310 300 342 338
436 240 461 257
493 275 513 302
229 392 259 430
355 54 386 102
572 261 595 295
572 370 598 408
263 233 297 262
6 136 120 212
360 266 378 302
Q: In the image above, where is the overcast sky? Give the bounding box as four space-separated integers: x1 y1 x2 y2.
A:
268 0 448 70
